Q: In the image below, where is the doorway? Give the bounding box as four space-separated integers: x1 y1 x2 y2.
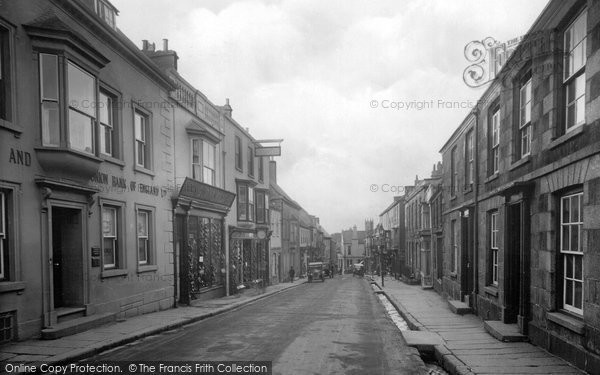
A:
505 202 522 325
51 207 84 308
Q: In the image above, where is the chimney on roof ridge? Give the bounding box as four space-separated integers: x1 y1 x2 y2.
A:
163 38 169 51
222 98 233 118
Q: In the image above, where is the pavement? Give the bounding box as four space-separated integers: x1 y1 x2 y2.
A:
374 276 587 375
0 282 301 366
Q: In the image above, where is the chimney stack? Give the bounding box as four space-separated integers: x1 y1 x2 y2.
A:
221 98 233 118
269 160 277 184
163 38 169 51
142 40 149 51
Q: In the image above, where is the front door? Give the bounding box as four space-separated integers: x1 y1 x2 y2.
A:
460 211 474 305
51 207 84 308
505 201 530 333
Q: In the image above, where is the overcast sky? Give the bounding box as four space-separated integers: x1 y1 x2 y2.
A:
112 0 548 234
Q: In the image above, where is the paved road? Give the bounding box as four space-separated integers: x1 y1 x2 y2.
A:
90 276 426 374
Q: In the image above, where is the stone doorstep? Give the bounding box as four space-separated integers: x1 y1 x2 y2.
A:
402 331 444 355
41 313 116 340
483 320 528 342
447 299 472 315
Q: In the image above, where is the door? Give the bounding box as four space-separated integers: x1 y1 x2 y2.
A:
51 207 84 308
505 202 522 324
460 212 474 304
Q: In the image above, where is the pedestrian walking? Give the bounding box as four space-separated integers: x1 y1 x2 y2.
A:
289 266 295 283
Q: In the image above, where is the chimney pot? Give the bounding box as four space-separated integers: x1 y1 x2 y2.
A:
151 42 156 52
163 39 169 51
142 40 149 50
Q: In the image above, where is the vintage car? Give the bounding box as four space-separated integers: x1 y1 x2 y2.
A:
307 262 326 283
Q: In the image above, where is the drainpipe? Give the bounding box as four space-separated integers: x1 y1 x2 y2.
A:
472 106 480 306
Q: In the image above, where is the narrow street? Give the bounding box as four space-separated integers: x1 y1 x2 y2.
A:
90 276 426 374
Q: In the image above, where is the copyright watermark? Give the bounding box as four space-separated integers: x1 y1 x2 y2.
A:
370 184 405 194
369 99 479 111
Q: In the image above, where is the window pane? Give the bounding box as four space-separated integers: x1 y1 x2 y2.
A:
193 164 202 181
574 255 583 280
565 279 573 305
574 281 582 309
135 113 145 141
69 110 94 154
103 238 115 266
571 195 580 223
203 167 214 185
192 139 200 164
248 187 254 204
138 238 147 263
562 225 570 251
99 92 112 125
562 197 570 224
67 62 95 118
137 212 147 236
566 255 573 278
0 193 4 236
136 141 145 166
102 207 115 236
203 141 215 169
40 54 58 100
100 124 112 155
42 101 60 146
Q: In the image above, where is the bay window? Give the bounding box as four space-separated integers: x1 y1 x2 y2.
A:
40 54 60 147
67 62 96 154
255 191 269 224
564 10 587 132
237 184 255 222
191 139 216 185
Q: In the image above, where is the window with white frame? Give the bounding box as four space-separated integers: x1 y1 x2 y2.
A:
247 146 254 177
67 62 96 154
95 0 117 29
451 147 457 196
137 210 151 265
237 184 255 221
465 130 474 187
564 10 587 132
191 139 216 185
0 192 7 280
102 206 118 269
0 25 12 122
255 191 269 224
490 109 500 174
235 136 243 171
40 54 60 147
560 192 584 315
519 78 532 157
99 90 118 158
134 110 150 169
451 220 457 273
490 211 499 286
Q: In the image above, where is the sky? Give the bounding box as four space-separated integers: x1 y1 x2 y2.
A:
112 0 549 234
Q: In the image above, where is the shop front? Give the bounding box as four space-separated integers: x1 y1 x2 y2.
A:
174 178 235 305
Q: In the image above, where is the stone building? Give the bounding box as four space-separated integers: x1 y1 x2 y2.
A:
438 0 600 371
141 41 235 303
0 0 176 341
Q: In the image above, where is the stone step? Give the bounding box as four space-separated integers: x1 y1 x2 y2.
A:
447 299 472 315
42 312 115 340
484 320 528 342
56 307 86 323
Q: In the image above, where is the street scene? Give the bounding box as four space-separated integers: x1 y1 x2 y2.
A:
1 0 600 374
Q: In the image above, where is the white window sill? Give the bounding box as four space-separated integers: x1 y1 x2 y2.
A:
137 265 158 273
0 119 22 134
134 165 155 177
547 311 584 335
485 173 499 183
0 281 26 294
101 268 128 279
484 285 498 297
